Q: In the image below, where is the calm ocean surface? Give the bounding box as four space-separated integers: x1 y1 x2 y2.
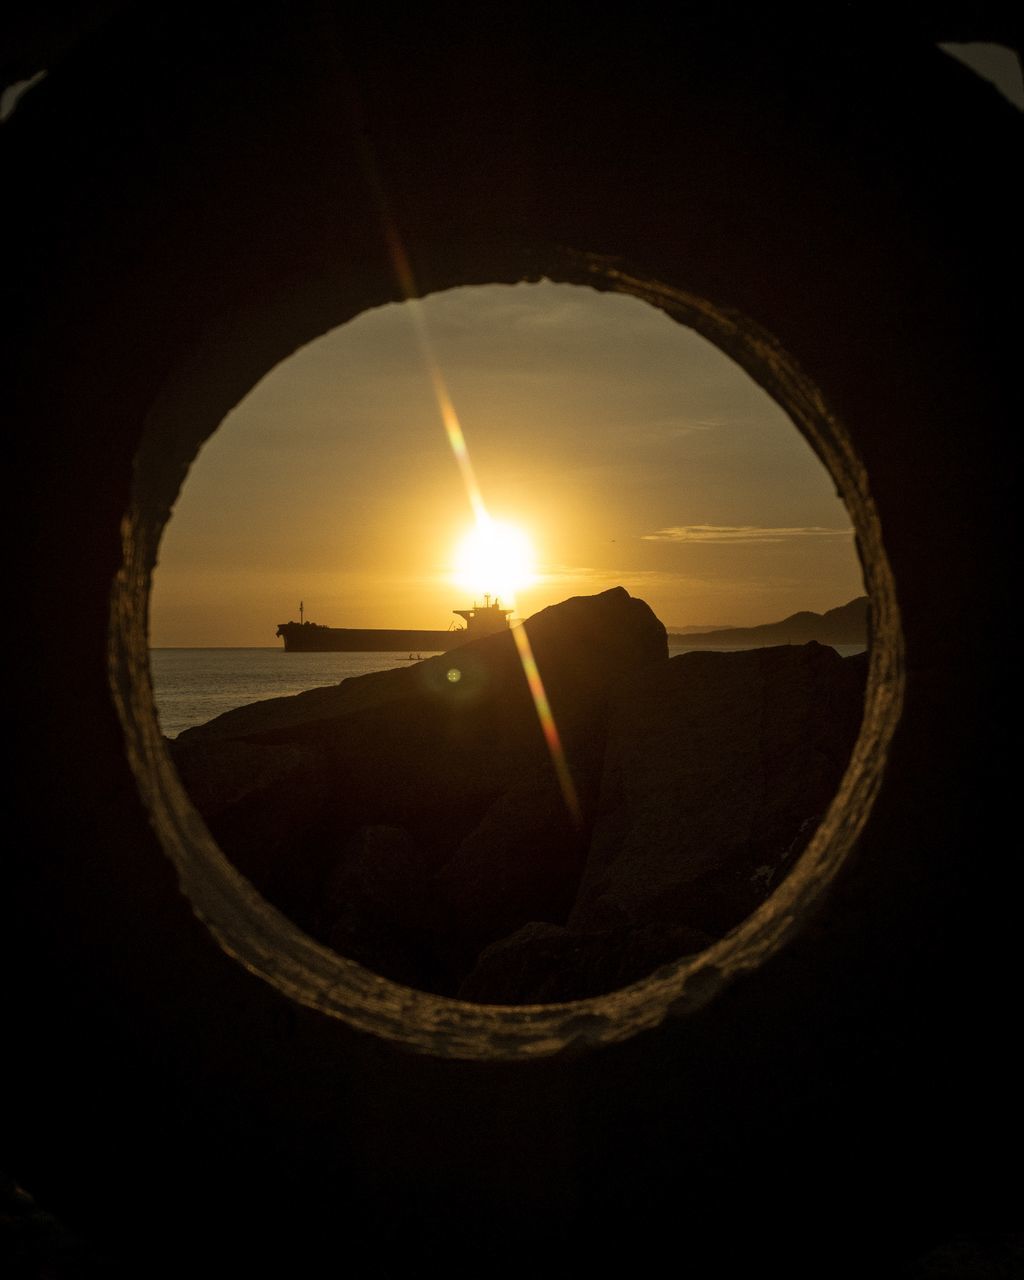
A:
150 643 868 738
150 649 432 738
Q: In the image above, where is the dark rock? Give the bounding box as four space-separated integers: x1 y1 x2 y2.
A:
572 643 867 937
318 824 440 990
170 587 667 992
460 644 867 1003
173 595 865 1004
169 736 338 917
432 766 595 977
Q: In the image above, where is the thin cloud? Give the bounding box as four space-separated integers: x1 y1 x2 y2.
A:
641 524 853 544
535 566 806 593
637 417 719 440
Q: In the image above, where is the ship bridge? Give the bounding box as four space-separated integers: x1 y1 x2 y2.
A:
453 595 512 640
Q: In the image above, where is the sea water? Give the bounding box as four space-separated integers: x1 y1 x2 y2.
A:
150 649 440 738
150 642 868 739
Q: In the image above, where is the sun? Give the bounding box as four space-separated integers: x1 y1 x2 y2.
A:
454 518 535 603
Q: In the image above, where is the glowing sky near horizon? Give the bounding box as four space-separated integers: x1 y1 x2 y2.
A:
150 281 864 647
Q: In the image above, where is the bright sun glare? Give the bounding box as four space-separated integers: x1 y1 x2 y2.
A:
454 519 535 603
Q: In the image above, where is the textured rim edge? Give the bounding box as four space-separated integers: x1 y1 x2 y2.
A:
108 263 904 1061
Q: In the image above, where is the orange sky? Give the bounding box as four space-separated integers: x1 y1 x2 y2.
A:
150 282 864 646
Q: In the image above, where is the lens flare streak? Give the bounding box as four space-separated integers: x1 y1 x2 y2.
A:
382 228 488 526
378 203 578 824
511 623 582 827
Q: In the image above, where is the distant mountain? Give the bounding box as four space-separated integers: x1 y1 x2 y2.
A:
668 597 868 648
664 623 737 635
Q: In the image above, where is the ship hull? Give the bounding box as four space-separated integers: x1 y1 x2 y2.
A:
277 624 468 653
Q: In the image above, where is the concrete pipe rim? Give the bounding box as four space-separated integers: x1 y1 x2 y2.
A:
109 249 904 1061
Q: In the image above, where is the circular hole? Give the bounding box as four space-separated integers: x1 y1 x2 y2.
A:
111 264 903 1059
150 281 869 997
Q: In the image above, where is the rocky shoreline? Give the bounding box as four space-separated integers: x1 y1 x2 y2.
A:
171 588 867 1003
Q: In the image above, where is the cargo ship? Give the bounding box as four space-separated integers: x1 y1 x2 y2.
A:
276 596 513 652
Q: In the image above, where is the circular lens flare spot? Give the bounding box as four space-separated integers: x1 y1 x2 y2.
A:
446 668 462 683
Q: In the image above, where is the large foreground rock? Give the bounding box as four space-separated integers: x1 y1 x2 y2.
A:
172 594 866 1002
573 641 867 934
460 643 867 1002
171 587 667 992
